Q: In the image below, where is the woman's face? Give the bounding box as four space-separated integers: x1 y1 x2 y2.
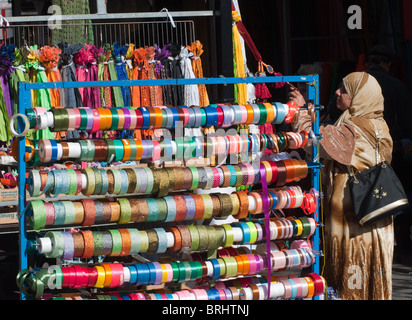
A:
336 86 352 111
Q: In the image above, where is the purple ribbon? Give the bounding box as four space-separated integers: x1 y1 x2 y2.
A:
0 75 12 118
259 163 271 300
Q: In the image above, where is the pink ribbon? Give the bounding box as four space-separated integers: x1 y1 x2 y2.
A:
89 62 101 109
259 163 271 300
83 66 92 107
75 65 86 100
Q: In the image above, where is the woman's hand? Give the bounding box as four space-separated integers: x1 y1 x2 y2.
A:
288 87 306 106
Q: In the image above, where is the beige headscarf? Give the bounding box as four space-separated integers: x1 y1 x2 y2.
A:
335 72 385 126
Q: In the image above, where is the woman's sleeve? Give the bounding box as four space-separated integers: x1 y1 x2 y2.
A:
292 110 356 165
319 123 356 165
292 110 312 133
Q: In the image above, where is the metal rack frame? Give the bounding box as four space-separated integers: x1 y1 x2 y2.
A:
16 75 321 300
1 20 197 48
5 10 215 23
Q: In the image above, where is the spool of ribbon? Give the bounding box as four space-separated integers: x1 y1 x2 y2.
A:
43 271 326 300
9 113 31 137
27 162 310 198
27 188 317 231
33 103 298 132
17 251 319 298
26 136 311 176
36 222 316 259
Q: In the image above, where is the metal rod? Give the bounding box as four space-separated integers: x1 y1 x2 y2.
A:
310 75 321 301
21 76 317 90
17 82 30 301
5 11 215 23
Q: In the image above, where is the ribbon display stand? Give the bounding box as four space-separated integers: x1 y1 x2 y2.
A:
14 75 323 300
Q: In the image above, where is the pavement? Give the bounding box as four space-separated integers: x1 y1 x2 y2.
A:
392 247 412 300
392 207 412 300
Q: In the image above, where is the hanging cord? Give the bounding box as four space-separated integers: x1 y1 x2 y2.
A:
0 14 10 27
159 8 176 28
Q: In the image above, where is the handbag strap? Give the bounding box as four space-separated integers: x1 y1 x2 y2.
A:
347 117 385 164
346 117 386 182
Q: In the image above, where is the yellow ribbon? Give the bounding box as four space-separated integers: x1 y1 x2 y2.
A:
232 11 247 105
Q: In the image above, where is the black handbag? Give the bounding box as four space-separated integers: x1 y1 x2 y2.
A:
348 121 409 226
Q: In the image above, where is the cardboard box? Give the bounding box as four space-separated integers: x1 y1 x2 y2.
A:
0 210 17 225
0 188 43 225
0 187 18 203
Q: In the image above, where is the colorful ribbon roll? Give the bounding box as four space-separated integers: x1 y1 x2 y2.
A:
239 274 326 300
36 220 316 259
44 272 326 300
30 102 299 132
28 187 317 231
26 130 310 165
27 161 310 199
17 249 318 298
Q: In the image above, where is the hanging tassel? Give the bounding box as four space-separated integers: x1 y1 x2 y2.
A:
168 43 185 107
125 44 135 80
105 43 124 107
191 40 210 107
10 47 28 115
156 44 173 106
85 44 102 109
131 46 141 107
58 41 83 109
146 46 163 107
113 43 131 107
97 49 108 107
73 47 89 102
231 2 285 95
26 46 54 140
75 46 96 108
102 48 113 107
255 61 272 100
39 45 62 107
232 10 247 105
134 47 151 107
0 44 16 144
133 47 152 139
180 46 199 107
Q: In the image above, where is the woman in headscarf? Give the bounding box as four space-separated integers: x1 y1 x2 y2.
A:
292 72 394 300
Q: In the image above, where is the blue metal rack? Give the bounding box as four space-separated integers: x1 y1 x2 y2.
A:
16 75 321 300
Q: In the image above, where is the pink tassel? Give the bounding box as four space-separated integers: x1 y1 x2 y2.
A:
255 82 272 99
255 71 272 99
274 72 285 89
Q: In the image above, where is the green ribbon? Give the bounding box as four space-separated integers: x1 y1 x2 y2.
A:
51 108 69 132
257 103 268 125
23 57 54 140
16 268 49 299
207 225 225 259
98 54 106 106
0 89 10 143
104 44 124 107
